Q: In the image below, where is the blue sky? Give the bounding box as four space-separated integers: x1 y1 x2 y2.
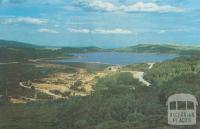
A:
0 0 200 48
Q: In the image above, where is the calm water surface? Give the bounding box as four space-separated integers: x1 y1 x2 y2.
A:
56 52 177 65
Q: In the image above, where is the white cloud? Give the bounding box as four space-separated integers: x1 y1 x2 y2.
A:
68 28 90 33
38 28 59 34
93 28 132 34
121 2 184 13
1 17 48 25
68 28 133 35
77 0 117 12
75 0 185 13
158 28 190 34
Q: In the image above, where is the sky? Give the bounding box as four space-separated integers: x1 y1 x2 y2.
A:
0 0 200 48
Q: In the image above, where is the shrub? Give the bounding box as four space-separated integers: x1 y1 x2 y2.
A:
127 113 144 122
95 120 117 129
70 80 83 90
74 120 88 129
62 91 71 97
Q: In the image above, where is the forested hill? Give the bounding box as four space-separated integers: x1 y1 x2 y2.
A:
0 40 64 62
61 46 104 53
0 40 103 62
0 39 104 52
0 39 40 48
114 44 200 55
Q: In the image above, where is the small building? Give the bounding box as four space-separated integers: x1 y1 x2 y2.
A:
166 93 198 126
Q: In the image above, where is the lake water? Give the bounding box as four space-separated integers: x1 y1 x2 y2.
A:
57 52 177 65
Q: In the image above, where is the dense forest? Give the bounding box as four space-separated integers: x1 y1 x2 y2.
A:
144 56 200 86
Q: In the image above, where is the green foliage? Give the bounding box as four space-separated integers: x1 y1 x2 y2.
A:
127 113 144 122
74 120 89 129
61 46 103 53
57 62 109 73
122 63 149 71
95 120 118 129
0 47 67 62
0 39 39 48
144 56 200 86
95 72 143 94
114 44 200 55
157 73 200 104
110 98 129 121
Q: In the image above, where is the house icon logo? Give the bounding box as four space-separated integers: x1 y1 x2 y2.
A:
166 93 198 126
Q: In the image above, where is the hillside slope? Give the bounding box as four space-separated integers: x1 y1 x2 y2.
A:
0 39 40 48
114 44 200 55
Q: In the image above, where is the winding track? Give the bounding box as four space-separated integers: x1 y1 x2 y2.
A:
121 71 151 86
19 82 66 99
121 62 155 87
148 62 155 69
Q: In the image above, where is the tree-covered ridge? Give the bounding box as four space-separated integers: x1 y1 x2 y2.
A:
114 44 200 55
61 46 104 53
0 47 68 62
0 39 40 48
144 56 200 86
0 40 104 62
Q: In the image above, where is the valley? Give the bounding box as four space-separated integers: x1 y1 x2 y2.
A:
1 40 200 129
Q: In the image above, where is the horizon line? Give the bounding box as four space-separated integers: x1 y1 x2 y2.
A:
0 39 200 49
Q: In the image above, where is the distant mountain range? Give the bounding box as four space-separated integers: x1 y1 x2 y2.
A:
114 44 200 55
1 39 200 55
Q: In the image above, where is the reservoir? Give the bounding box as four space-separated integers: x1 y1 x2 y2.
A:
57 52 177 65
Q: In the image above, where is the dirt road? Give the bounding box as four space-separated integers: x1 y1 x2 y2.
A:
19 82 65 99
